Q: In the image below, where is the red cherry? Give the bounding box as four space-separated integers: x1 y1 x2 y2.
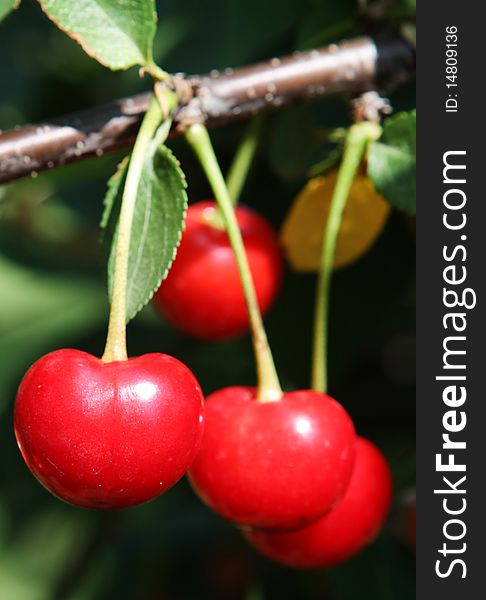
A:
188 386 356 530
245 437 393 568
153 201 283 340
14 349 205 509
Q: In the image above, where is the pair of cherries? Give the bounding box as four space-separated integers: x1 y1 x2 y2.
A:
188 387 392 569
14 201 391 569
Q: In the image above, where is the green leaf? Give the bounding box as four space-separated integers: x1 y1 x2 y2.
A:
0 0 20 22
368 110 416 214
103 142 187 323
38 0 157 70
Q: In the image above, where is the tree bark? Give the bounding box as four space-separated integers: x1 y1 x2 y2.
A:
0 34 414 184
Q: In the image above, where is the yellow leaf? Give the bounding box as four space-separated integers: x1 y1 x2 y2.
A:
280 172 390 271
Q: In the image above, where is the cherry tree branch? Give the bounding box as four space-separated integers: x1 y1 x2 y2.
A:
0 34 414 184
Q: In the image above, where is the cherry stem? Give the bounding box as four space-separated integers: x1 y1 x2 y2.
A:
311 121 382 393
226 116 263 205
145 61 170 82
102 96 164 362
185 124 283 403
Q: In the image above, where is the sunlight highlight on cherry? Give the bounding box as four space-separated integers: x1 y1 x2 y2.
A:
188 386 356 530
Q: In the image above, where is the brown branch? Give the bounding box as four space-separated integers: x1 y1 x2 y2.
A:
0 34 414 184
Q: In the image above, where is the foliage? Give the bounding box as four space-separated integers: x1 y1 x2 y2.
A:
0 0 19 22
368 110 416 214
102 141 188 323
38 0 158 70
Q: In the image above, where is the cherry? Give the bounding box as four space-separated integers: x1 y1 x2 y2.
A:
14 349 205 509
188 386 356 530
245 437 392 568
153 201 283 340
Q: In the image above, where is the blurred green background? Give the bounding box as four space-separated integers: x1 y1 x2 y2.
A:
0 1 415 598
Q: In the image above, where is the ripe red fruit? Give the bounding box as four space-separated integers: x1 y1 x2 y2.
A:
14 349 205 509
188 387 356 530
153 200 283 340
245 437 393 568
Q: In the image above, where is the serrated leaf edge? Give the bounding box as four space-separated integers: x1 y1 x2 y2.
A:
124 144 188 322
37 0 154 70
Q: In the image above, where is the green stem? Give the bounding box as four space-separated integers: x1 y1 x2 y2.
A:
146 62 170 82
102 96 163 362
311 121 381 393
185 124 282 403
226 116 263 205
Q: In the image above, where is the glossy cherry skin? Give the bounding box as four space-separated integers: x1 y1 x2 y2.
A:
245 437 393 569
153 201 283 340
188 387 356 530
14 349 205 509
